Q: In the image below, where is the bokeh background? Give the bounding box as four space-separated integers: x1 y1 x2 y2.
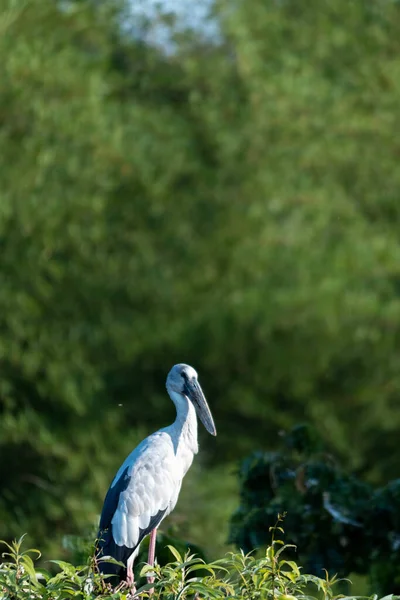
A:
1 0 400 592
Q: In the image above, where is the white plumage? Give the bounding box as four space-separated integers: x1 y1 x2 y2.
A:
96 363 216 586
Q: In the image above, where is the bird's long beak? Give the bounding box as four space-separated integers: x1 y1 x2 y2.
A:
185 380 217 436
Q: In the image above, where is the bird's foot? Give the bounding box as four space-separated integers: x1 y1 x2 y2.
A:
126 568 137 595
126 583 137 598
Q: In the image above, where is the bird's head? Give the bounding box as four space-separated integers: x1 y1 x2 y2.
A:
166 364 217 436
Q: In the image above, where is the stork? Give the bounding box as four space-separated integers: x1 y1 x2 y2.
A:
96 363 216 589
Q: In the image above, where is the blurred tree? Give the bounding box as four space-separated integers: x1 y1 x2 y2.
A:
1 0 400 560
0 0 146 553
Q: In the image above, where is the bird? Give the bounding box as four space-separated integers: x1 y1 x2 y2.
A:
96 363 217 589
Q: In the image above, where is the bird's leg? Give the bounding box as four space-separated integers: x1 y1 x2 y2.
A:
147 528 157 590
126 555 136 594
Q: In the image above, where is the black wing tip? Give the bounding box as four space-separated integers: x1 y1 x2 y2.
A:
137 507 168 545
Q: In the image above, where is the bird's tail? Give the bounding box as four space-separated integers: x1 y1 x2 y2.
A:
96 529 130 585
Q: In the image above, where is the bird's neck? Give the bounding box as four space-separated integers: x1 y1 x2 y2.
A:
169 391 199 457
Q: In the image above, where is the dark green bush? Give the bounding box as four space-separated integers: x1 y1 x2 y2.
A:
229 426 400 595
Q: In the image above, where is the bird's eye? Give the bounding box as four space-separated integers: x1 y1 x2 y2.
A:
181 371 188 380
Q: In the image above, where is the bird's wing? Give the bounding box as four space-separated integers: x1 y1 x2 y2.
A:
100 431 180 552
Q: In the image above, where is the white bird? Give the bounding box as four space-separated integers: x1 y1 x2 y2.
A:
96 363 216 588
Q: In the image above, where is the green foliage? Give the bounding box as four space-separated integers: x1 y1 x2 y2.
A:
64 526 208 586
1 530 391 600
2 0 400 563
229 426 400 594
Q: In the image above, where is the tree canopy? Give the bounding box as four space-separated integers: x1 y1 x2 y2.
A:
1 0 400 560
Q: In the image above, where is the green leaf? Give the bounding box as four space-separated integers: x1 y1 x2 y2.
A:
166 545 183 563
